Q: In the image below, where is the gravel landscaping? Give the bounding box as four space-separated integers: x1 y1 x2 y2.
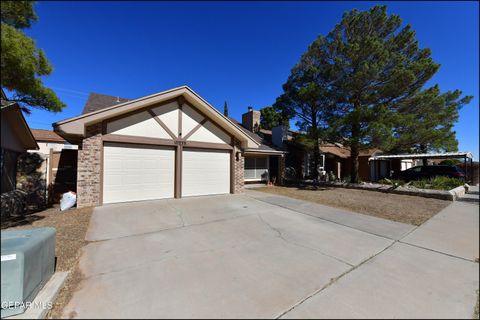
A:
254 185 450 225
1 205 93 318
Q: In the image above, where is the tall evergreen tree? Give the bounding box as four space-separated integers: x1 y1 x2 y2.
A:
1 1 64 112
260 106 289 130
223 101 228 117
276 5 443 183
390 85 472 164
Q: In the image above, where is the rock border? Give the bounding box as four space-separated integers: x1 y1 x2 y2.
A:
289 180 466 201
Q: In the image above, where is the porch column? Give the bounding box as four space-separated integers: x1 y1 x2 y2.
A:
277 154 285 185
232 139 244 193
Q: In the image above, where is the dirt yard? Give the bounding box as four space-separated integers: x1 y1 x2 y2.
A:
254 185 450 225
2 205 93 318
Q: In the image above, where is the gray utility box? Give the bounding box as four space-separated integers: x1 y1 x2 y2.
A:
1 228 56 318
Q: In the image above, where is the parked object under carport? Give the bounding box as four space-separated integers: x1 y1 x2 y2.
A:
1 228 56 318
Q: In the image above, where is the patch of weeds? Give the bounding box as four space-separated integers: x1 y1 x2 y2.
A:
378 178 405 188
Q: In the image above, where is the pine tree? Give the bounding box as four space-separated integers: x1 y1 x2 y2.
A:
276 5 446 183
391 85 472 164
260 106 289 130
1 1 65 112
223 101 228 117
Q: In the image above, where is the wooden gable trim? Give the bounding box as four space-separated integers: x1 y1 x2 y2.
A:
102 133 176 147
182 118 208 141
183 101 234 143
103 97 178 128
147 109 177 140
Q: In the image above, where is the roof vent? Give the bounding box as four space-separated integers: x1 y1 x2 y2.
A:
116 96 120 103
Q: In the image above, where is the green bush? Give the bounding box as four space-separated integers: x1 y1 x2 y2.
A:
410 176 464 190
378 176 463 190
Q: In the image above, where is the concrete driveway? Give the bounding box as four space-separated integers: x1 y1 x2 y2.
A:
62 190 479 319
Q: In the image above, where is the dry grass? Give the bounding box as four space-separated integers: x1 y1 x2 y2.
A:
2 205 93 318
255 186 450 225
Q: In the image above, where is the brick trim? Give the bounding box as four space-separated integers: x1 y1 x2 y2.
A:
233 138 244 194
76 123 102 208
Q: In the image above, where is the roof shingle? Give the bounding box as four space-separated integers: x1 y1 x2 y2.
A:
82 93 130 115
31 129 66 143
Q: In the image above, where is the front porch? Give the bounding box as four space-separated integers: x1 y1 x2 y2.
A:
243 151 285 185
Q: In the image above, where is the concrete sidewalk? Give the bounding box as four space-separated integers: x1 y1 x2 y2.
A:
402 200 479 261
246 190 415 240
278 188 479 319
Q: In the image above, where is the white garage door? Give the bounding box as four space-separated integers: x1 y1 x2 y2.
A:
103 143 175 204
182 149 230 197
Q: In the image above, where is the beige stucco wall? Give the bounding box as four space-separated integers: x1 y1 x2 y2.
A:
29 141 78 155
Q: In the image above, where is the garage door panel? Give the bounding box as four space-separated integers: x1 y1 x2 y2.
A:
182 149 230 197
103 143 175 204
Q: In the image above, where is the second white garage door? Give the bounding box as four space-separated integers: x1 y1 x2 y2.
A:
103 143 175 204
182 149 230 197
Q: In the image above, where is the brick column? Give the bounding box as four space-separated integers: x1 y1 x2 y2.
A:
278 154 285 185
233 139 244 194
77 123 102 208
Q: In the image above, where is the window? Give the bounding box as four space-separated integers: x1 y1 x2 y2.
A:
244 156 269 180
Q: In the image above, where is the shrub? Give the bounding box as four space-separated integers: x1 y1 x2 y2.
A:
16 152 47 211
410 176 464 190
1 190 27 219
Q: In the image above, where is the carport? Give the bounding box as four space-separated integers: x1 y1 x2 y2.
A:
369 151 474 183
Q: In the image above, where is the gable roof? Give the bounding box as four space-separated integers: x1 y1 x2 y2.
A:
82 93 130 115
1 101 39 151
319 143 351 158
319 143 382 158
53 86 259 148
31 129 66 143
228 117 284 154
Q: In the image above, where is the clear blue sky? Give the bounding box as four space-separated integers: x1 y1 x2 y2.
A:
24 1 479 159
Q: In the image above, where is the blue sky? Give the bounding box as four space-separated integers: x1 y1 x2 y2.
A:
23 1 479 158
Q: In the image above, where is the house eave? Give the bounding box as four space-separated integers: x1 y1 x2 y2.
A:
53 86 259 149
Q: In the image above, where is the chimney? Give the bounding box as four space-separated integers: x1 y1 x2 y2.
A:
272 125 288 148
242 107 260 132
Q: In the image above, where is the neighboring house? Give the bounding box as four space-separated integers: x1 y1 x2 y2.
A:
1 90 39 193
29 129 78 154
53 86 285 208
27 129 79 202
256 122 382 181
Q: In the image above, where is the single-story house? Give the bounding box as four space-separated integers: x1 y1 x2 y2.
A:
1 89 39 193
29 129 78 154
260 125 382 181
54 86 285 207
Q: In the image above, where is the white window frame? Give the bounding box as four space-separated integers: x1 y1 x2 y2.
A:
244 156 269 182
